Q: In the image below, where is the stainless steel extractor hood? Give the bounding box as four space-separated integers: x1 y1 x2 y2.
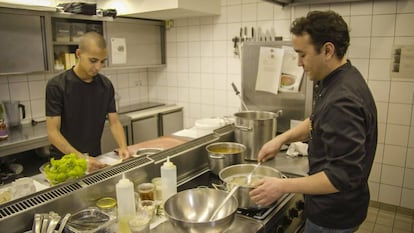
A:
263 0 371 7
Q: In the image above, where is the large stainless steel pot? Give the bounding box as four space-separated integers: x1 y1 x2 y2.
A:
234 111 279 161
218 164 284 209
164 188 238 233
206 142 246 175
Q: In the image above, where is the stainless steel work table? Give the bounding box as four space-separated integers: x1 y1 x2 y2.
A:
0 114 132 158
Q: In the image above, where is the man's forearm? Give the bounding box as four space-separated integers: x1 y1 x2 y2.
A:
110 121 128 149
281 171 339 195
48 130 81 156
279 118 310 144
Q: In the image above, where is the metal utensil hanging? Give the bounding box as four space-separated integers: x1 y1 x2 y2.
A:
231 82 248 111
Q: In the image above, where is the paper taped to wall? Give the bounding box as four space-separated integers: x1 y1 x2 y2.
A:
279 46 304 93
255 46 304 95
255 47 284 95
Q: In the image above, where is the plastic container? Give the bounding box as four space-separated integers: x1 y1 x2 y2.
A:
55 21 70 42
71 23 86 42
116 174 136 233
161 156 177 202
194 118 225 137
65 207 114 233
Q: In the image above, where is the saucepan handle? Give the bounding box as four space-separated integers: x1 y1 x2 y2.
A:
234 124 252 131
212 183 227 191
18 104 25 119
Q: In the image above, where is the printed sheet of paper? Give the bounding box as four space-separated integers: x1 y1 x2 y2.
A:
391 45 414 80
279 46 304 93
255 47 284 95
111 37 127 64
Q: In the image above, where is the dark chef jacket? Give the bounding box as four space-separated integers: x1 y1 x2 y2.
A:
306 61 378 229
46 68 116 157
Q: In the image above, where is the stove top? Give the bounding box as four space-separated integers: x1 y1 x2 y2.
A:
177 169 291 220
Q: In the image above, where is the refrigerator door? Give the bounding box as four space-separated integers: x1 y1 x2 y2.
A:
160 109 183 136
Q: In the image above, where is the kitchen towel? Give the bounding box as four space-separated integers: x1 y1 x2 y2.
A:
286 142 308 157
255 47 284 95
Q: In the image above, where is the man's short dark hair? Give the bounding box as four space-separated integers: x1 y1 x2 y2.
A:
290 10 350 59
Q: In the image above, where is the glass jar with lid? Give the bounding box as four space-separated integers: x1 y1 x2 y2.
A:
96 197 117 232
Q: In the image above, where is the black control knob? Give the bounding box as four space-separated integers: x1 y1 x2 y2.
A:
282 215 292 225
276 226 285 233
296 200 305 210
289 208 299 218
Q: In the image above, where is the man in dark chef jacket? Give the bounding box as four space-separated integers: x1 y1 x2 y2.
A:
46 32 131 171
250 11 377 233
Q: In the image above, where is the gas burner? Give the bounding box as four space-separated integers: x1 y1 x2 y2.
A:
236 193 288 220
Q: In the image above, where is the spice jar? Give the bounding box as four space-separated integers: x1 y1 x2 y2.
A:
96 197 117 215
96 197 117 232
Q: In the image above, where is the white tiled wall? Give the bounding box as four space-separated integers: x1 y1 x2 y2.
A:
0 68 149 123
147 0 414 209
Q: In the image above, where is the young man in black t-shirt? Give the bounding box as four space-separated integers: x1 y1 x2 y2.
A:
46 32 131 171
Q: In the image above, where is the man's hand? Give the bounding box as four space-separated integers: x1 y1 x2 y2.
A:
249 177 285 207
257 136 285 162
87 156 107 172
117 147 131 160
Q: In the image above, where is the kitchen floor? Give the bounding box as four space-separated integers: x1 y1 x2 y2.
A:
356 201 414 233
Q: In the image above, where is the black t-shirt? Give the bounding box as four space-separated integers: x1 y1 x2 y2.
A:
306 61 378 229
46 68 116 157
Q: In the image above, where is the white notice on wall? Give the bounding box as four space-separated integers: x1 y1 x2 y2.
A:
255 47 284 95
111 37 127 64
391 45 414 80
279 46 304 93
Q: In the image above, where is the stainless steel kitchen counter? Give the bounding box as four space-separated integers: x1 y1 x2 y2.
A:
261 152 309 177
151 214 263 233
0 122 49 158
0 114 132 158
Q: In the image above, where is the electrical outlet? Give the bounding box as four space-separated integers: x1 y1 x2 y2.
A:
134 79 143 86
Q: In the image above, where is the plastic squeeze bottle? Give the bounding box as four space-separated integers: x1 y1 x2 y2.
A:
161 156 177 202
116 173 136 233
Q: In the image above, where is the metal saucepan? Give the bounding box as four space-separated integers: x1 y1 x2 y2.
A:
164 188 238 233
206 142 246 175
218 164 285 209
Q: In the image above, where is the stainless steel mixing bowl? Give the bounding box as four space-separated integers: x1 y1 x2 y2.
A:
164 188 238 233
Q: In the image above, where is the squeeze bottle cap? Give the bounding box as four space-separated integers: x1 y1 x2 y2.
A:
118 173 129 186
163 156 175 168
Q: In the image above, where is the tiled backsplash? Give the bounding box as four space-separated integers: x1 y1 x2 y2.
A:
147 0 414 209
0 68 149 123
0 0 413 209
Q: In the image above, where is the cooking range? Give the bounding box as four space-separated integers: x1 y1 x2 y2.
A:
153 169 305 233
